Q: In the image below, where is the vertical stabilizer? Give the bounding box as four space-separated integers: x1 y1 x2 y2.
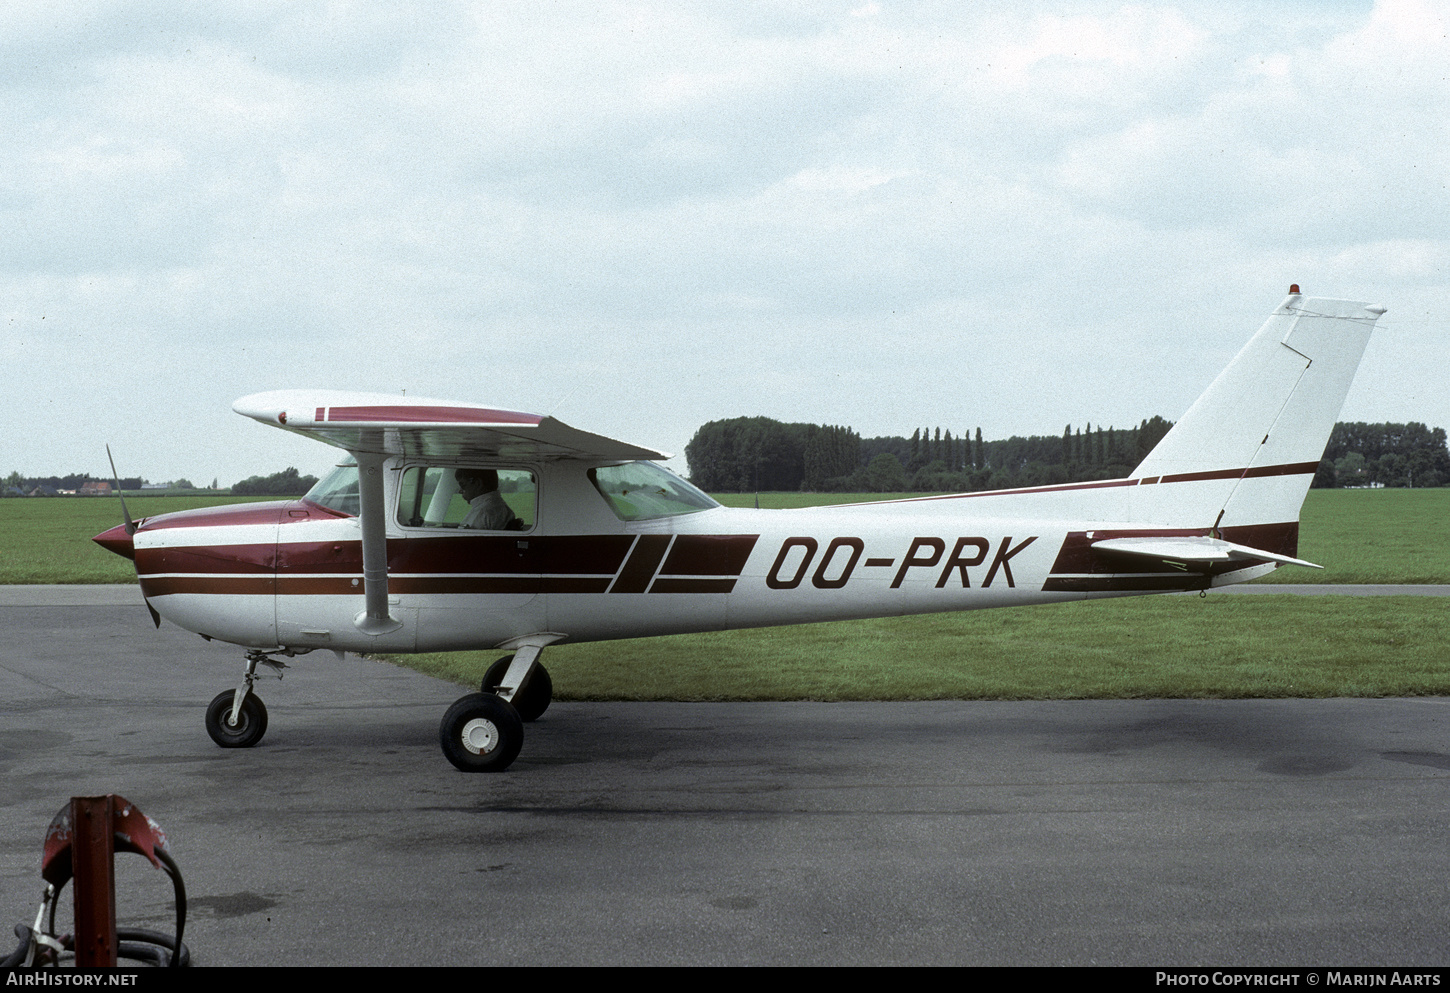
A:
1128 293 1383 530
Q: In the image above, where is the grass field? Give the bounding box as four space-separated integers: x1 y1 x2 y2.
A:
398 594 1450 701
4 487 1448 584
0 495 276 584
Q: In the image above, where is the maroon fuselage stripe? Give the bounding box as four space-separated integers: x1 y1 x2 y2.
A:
136 544 278 575
140 576 275 597
271 534 636 575
658 535 759 577
610 535 673 593
1045 522 1300 589
138 531 760 597
1042 575 1211 593
649 578 739 594
139 502 289 530
873 460 1320 504
1156 461 1320 484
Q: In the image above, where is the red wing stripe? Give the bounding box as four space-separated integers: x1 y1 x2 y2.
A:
324 405 542 425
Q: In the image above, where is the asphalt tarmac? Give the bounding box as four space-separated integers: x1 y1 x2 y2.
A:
2 588 1448 966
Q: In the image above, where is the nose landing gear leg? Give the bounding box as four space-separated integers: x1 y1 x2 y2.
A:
204 650 286 748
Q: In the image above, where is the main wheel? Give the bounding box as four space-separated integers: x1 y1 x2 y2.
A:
439 692 524 772
205 690 268 748
480 656 553 722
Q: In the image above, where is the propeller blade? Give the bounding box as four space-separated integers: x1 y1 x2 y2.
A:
105 444 137 536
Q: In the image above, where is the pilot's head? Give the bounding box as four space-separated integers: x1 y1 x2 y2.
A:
455 468 499 500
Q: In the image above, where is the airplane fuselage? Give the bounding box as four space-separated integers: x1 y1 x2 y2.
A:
107 456 1287 656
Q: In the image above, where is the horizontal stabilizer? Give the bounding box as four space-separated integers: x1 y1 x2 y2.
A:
1091 536 1322 570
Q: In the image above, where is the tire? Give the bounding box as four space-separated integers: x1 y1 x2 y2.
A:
439 693 523 772
481 656 552 723
205 690 268 748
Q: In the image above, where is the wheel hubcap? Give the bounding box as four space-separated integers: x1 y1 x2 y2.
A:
461 718 499 754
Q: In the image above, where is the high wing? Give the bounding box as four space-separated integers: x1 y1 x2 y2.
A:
233 389 668 639
233 389 669 462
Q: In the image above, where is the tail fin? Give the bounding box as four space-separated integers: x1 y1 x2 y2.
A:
1128 292 1384 531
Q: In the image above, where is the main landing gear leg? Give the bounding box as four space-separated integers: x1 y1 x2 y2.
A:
482 646 552 722
440 644 552 773
204 651 286 749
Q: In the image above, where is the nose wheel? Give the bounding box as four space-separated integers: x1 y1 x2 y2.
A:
205 690 268 748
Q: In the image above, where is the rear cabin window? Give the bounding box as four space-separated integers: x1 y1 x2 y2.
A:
396 466 536 531
588 462 719 522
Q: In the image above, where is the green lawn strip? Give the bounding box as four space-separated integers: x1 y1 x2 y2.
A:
386 595 1450 701
1254 488 1450 584
0 496 274 584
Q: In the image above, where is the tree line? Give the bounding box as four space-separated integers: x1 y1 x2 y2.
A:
685 417 1175 493
1314 423 1450 489
687 416 1450 493
3 467 316 497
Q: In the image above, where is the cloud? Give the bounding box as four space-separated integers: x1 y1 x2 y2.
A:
1 0 1443 483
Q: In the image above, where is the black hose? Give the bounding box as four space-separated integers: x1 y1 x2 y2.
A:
116 929 191 968
5 840 191 968
155 848 187 967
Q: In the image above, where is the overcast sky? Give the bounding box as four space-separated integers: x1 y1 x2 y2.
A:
3 0 1445 486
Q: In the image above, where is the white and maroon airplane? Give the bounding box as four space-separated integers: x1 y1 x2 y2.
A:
95 289 1384 771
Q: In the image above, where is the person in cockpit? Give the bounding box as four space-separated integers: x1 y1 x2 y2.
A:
455 468 519 530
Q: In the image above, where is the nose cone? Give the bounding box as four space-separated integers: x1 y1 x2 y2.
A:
94 523 136 560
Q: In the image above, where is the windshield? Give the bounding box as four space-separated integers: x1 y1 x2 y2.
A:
303 458 359 516
588 462 719 522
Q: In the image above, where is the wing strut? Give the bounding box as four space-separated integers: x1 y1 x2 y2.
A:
353 446 402 635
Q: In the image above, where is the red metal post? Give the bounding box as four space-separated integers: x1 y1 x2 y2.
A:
71 796 118 967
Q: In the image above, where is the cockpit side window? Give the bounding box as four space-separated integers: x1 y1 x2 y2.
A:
588 462 719 522
396 466 536 531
